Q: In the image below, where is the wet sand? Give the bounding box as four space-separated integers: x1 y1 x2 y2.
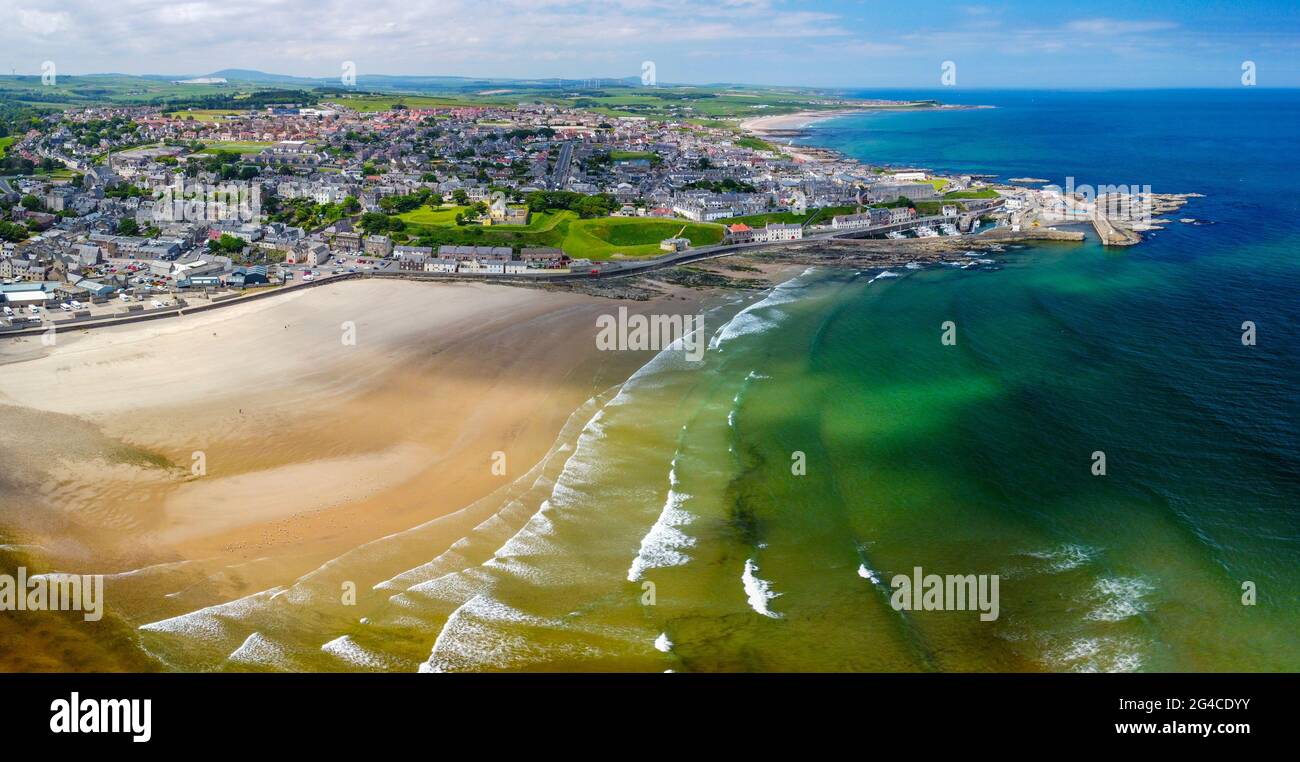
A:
0 279 702 591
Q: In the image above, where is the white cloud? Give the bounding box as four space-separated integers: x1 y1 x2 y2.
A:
1065 18 1179 35
17 8 72 35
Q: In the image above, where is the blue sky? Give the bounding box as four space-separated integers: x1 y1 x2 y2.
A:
3 0 1298 88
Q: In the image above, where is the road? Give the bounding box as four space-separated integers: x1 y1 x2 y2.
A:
550 142 574 190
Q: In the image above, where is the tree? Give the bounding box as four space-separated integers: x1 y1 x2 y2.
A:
208 233 247 254
359 212 391 234
117 218 141 236
20 194 42 212
452 189 469 205
0 220 27 242
574 195 612 218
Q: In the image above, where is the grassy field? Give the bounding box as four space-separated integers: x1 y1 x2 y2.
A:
397 204 472 226
733 136 779 153
193 141 277 154
944 188 999 199
609 150 659 163
485 210 568 232
0 75 302 109
561 217 722 258
331 94 525 112
0 74 938 127
329 85 936 122
0 136 14 158
168 109 245 121
399 209 723 259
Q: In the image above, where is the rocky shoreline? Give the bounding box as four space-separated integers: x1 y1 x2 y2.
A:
536 228 1087 299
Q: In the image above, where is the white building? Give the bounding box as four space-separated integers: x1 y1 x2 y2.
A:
753 223 803 242
423 258 458 273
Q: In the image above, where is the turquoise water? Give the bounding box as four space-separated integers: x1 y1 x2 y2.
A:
128 91 1299 672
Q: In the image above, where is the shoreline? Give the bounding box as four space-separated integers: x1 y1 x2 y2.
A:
0 279 731 583
739 103 986 136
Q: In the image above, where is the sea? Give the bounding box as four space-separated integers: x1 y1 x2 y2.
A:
107 90 1300 672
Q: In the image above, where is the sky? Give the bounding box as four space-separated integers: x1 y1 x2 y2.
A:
3 0 1299 88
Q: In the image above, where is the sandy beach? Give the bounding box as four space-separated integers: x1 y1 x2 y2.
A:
0 279 704 592
739 109 863 135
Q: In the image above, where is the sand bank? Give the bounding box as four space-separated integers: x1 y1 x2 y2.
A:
0 280 702 585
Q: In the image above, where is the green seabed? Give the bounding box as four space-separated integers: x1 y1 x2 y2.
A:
376 237 1290 672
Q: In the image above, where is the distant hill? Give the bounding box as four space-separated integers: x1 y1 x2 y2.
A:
204 69 314 84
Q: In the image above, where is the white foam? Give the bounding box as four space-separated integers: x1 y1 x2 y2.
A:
1086 576 1154 622
857 563 881 585
709 269 816 349
1026 543 1097 573
654 633 673 653
742 558 783 619
139 586 285 641
424 593 590 672
321 635 396 671
227 631 290 667
1047 636 1145 673
626 490 696 581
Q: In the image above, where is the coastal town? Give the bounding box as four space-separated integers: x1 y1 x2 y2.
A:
0 90 1189 333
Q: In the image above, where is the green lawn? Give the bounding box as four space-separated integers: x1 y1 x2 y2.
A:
169 109 245 122
194 141 277 154
562 217 723 259
734 136 779 153
944 188 999 199
609 150 660 163
484 210 568 232
0 136 14 158
397 204 472 226
399 210 723 259
334 94 523 112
